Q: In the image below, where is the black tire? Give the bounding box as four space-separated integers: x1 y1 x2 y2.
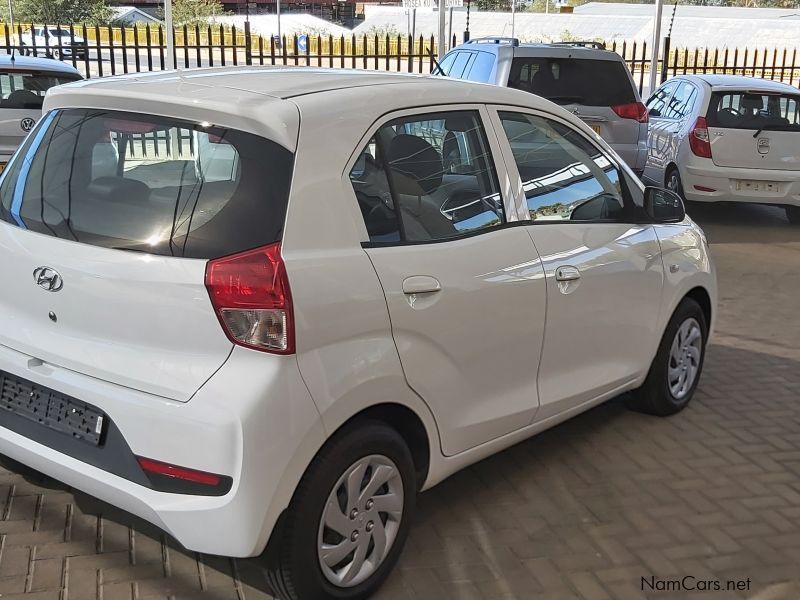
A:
630 298 708 416
665 166 685 201
786 205 800 225
266 421 416 600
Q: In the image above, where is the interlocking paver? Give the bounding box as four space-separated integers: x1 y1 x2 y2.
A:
0 202 798 599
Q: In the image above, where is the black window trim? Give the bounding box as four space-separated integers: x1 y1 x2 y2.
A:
491 105 648 226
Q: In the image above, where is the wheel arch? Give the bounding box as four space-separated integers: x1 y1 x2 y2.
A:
684 286 712 330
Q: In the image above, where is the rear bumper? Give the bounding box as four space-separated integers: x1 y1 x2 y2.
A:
682 162 800 207
609 140 648 172
0 343 323 557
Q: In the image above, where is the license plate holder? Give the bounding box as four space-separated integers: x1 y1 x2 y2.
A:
735 180 779 193
0 370 105 445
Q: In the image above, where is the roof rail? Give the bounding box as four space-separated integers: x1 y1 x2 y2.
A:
551 41 607 50
464 37 520 47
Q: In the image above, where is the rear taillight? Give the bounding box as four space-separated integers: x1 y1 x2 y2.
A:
611 101 649 123
689 116 713 158
205 242 295 354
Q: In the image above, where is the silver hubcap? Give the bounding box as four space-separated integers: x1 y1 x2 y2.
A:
668 317 703 400
317 454 404 588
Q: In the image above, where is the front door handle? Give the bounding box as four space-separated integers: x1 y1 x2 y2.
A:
555 266 581 282
402 275 441 295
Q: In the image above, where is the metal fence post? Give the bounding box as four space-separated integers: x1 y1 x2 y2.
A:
244 20 252 65
661 35 671 83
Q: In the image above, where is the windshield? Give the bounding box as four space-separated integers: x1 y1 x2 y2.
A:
707 91 800 131
0 71 81 109
0 108 294 258
508 57 636 106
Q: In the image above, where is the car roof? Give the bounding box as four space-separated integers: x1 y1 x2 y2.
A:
0 53 82 76
678 74 798 94
44 67 582 153
452 40 623 61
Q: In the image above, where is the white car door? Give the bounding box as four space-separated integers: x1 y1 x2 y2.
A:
352 107 547 456
490 107 665 420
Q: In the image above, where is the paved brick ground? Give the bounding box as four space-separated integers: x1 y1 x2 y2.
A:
0 202 798 600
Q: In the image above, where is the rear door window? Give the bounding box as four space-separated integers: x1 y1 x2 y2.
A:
508 57 636 106
463 51 495 82
661 81 698 120
0 108 294 258
0 71 82 109
707 91 800 131
646 80 678 118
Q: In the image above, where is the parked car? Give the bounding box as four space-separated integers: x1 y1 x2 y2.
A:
0 54 82 168
435 38 649 174
19 26 89 60
643 74 800 224
0 68 716 600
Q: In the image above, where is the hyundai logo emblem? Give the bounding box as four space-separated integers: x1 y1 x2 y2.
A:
20 117 36 132
33 267 63 292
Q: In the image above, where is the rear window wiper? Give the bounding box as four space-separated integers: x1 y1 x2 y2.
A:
752 124 800 138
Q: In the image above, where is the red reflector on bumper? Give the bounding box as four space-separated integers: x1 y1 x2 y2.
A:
694 185 716 192
137 457 222 486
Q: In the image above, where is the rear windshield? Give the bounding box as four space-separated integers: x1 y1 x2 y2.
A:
706 91 800 131
0 70 82 109
508 58 636 106
0 108 294 258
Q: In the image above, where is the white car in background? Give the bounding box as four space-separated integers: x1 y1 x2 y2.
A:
0 54 82 167
0 69 715 600
643 74 800 224
19 26 89 60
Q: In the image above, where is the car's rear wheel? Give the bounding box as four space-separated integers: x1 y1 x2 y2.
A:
266 421 416 600
786 205 800 225
630 297 707 416
665 167 685 200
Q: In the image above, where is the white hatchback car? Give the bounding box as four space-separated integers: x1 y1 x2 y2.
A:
0 68 715 600
643 74 800 224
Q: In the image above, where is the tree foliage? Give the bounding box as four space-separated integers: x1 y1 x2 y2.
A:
158 0 226 27
3 0 113 25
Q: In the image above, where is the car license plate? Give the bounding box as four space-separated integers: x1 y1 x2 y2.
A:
735 180 779 193
0 370 106 445
590 124 602 136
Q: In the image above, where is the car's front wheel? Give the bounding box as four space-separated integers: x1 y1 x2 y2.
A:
266 421 416 600
630 297 708 416
786 205 800 225
665 167 685 200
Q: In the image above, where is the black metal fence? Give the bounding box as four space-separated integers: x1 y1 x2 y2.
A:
3 23 800 92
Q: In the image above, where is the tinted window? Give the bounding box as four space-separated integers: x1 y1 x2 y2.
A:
0 109 294 259
508 58 636 106
350 110 504 243
646 81 678 117
434 52 457 76
499 111 628 222
706 91 800 130
464 51 495 82
0 70 81 109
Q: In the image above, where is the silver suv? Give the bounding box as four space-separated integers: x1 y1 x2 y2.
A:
437 38 649 174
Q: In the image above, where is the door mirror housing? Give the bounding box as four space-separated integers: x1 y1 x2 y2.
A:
643 186 686 223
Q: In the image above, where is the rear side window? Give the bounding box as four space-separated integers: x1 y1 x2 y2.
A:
0 109 294 258
349 110 505 243
463 51 495 82
707 91 800 130
0 71 81 109
508 58 636 107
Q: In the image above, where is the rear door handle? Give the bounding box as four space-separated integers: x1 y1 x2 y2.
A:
402 275 441 294
555 266 581 282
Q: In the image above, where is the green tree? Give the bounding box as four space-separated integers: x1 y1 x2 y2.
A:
4 0 112 24
159 0 226 27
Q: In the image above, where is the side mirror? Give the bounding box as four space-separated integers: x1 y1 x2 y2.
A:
644 186 685 223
